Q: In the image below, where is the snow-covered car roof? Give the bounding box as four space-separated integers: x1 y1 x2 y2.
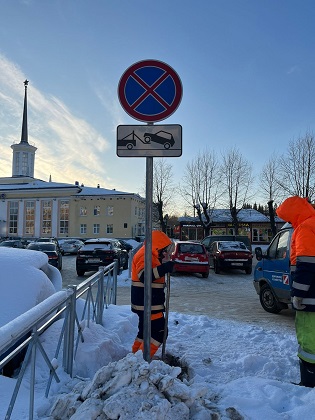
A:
0 247 62 328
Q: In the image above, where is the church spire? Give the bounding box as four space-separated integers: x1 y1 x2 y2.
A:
20 79 29 144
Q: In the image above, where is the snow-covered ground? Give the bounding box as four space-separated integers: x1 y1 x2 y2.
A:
1 246 315 419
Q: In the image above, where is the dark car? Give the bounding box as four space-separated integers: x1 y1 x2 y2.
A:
201 234 252 252
171 241 210 278
143 131 175 149
117 239 133 252
35 237 64 254
209 241 253 274
0 239 25 249
26 242 63 270
76 238 129 276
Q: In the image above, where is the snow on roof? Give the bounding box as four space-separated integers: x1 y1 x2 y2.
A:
0 179 80 191
179 208 272 223
76 186 136 197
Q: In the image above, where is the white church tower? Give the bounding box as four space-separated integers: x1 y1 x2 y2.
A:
11 80 37 177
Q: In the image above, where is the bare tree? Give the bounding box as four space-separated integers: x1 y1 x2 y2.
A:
220 148 254 235
179 149 220 236
277 132 315 201
260 155 281 236
152 159 175 233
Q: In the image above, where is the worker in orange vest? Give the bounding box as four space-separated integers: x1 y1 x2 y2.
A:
131 230 174 358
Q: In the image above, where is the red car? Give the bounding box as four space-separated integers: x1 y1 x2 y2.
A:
171 241 210 278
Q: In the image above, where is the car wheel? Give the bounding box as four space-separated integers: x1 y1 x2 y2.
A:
144 136 151 143
214 260 220 274
77 270 85 276
259 283 283 314
202 272 209 278
245 267 252 275
123 258 128 270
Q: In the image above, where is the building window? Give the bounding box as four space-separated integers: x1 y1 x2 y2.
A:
252 228 273 243
106 206 114 216
25 201 35 235
124 223 128 229
15 152 20 172
80 224 87 234
93 224 100 234
80 206 87 216
94 206 100 216
42 200 52 234
106 224 113 234
22 152 28 176
135 206 137 216
59 200 69 234
9 201 18 234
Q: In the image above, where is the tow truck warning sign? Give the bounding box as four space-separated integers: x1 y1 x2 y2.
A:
116 124 182 157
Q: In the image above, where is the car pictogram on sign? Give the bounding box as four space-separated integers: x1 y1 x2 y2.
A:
143 131 175 149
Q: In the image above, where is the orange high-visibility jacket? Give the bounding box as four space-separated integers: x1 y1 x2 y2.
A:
131 231 172 314
277 196 315 310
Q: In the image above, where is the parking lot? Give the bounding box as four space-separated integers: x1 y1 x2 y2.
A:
61 254 295 333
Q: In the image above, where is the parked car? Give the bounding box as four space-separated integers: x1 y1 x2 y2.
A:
35 237 64 255
26 242 63 270
201 234 252 252
60 239 84 255
171 241 210 278
208 241 253 274
253 223 292 313
0 239 25 249
117 239 133 252
76 238 129 276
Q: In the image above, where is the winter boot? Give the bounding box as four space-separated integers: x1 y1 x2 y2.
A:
139 342 160 358
299 359 315 388
132 339 142 353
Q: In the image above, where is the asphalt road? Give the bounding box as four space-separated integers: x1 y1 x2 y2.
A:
61 254 295 333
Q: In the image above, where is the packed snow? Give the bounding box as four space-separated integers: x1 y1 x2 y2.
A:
1 247 315 419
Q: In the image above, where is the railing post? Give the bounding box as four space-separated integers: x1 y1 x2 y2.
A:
113 260 118 305
63 285 76 377
96 267 104 325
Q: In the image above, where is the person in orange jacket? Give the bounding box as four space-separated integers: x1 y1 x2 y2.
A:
131 230 174 358
277 196 315 387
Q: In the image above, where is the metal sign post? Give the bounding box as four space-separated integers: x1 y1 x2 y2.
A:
117 59 182 363
143 154 153 362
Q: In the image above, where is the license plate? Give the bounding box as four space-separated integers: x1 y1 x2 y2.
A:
231 263 243 266
87 258 100 263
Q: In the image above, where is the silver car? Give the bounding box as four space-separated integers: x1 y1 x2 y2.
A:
60 239 84 255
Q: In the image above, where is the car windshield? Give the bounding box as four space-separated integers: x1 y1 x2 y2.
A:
218 241 247 250
0 241 16 247
178 244 204 254
28 243 56 251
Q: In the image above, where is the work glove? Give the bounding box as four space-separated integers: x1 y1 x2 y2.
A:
292 296 306 310
164 260 175 273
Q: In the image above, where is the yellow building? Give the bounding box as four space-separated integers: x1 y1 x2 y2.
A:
0 81 145 240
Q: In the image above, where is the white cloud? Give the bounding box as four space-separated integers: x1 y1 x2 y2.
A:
0 53 116 187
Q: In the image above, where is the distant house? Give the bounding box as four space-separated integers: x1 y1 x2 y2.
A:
174 208 285 244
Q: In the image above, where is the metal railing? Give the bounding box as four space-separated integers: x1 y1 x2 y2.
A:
0 260 118 420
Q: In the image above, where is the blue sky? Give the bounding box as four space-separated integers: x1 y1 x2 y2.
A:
0 0 314 207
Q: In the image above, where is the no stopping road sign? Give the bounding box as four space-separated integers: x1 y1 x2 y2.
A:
118 59 183 123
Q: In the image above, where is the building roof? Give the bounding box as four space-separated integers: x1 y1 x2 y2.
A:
179 208 283 223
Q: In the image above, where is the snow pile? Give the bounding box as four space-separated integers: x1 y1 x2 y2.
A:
49 351 227 419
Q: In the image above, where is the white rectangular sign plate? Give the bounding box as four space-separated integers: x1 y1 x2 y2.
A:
116 124 182 157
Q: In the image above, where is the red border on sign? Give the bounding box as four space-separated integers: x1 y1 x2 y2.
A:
118 59 183 123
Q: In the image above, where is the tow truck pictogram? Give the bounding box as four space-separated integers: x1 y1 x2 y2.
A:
117 130 175 150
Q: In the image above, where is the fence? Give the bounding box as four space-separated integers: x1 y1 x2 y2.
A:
0 261 118 420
